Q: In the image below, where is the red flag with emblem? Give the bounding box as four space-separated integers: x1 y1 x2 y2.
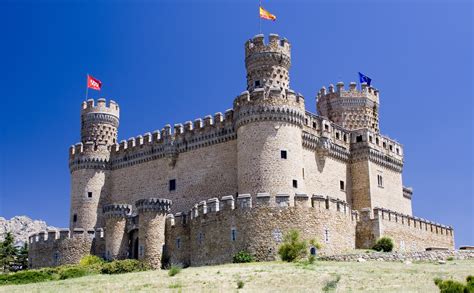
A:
87 75 102 91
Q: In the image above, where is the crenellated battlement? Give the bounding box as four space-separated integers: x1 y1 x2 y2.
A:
245 33 290 60
29 228 104 244
350 128 404 160
135 198 172 213
81 98 120 118
317 82 379 103
168 193 359 227
103 204 132 218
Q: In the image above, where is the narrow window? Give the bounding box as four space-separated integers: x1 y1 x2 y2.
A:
231 228 237 241
176 238 181 249
383 142 387 148
377 175 384 187
302 168 305 179
169 179 176 191
198 232 204 245
369 136 373 143
336 132 340 139
343 134 347 142
389 145 393 151
340 180 345 191
324 124 329 131
279 39 285 46
292 180 298 188
356 135 363 142
87 192 92 198
73 214 77 223
310 247 316 255
376 137 379 145
305 118 308 125
396 148 400 155
312 122 317 128
280 150 287 159
324 228 330 243
254 80 261 88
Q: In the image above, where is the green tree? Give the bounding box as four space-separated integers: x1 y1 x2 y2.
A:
0 232 18 272
278 230 307 262
14 243 29 271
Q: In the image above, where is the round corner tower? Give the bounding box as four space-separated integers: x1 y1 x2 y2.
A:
235 34 306 202
316 82 380 132
69 98 120 231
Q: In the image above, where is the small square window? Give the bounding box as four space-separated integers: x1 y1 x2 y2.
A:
169 179 176 191
312 122 317 128
281 150 287 159
340 180 345 191
87 192 92 198
324 124 329 131
356 135 363 142
293 180 298 188
254 80 261 88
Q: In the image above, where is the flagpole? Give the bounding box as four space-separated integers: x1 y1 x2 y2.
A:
85 74 89 100
259 0 262 34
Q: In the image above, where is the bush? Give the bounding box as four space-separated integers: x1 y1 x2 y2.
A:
79 255 104 267
0 269 56 285
100 259 149 275
237 279 245 289
434 276 474 293
58 266 90 280
168 265 181 277
233 251 254 263
372 237 394 252
278 230 307 262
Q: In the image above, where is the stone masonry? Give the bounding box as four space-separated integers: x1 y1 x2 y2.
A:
29 33 454 269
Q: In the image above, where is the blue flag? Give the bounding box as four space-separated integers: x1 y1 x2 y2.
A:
359 72 372 86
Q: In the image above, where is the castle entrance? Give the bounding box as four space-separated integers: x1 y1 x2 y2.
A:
129 229 139 259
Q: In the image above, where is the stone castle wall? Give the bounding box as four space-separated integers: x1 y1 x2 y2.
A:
356 208 454 251
165 194 358 267
28 229 105 269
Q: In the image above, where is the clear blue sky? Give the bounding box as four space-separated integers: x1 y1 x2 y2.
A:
0 0 472 246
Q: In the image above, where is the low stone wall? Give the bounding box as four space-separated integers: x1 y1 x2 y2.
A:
29 228 105 269
319 250 474 262
356 208 454 251
165 194 358 267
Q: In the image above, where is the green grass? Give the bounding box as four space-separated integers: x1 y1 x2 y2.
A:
1 260 473 292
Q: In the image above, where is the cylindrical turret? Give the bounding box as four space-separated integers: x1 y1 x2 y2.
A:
103 204 131 260
245 34 291 92
136 198 172 269
316 82 380 133
69 98 120 231
236 34 306 203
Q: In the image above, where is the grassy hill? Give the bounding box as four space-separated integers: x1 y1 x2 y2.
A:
1 259 472 292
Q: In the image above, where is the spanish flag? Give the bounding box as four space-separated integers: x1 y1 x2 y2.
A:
260 6 276 21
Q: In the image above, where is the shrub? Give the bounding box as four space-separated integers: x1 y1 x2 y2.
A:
168 265 181 277
278 230 307 262
79 255 104 267
233 251 254 263
0 269 56 285
58 266 90 280
434 276 474 293
446 256 454 261
237 280 245 289
101 259 149 275
372 237 394 252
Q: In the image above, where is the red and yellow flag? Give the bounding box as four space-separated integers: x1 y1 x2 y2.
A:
259 6 276 21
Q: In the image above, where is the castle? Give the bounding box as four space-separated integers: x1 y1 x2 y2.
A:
29 34 454 269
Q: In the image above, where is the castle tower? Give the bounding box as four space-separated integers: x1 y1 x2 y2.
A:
103 204 131 260
317 82 380 133
69 98 120 231
136 198 172 269
235 34 306 201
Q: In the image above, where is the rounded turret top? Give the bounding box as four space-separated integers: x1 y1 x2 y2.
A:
80 98 120 145
316 82 380 133
81 98 120 118
244 34 291 92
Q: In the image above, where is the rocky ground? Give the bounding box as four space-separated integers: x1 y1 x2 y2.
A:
0 216 58 247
